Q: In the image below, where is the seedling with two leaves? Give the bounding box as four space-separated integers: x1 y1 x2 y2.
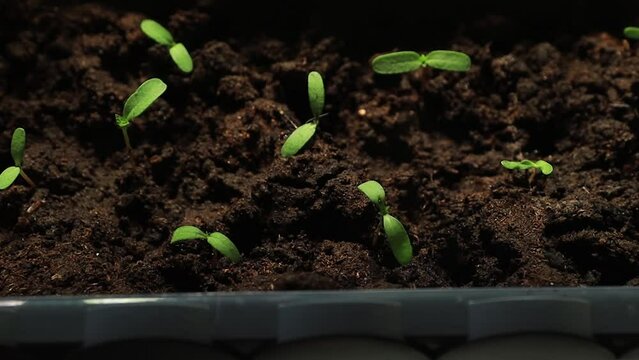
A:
372 50 471 74
141 19 194 73
358 180 413 266
501 159 553 175
171 226 241 263
625 27 639 40
281 71 326 157
501 159 554 184
0 128 35 190
115 78 167 150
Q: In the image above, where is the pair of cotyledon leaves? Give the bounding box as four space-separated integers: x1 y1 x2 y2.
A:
0 128 26 190
358 180 413 266
280 71 325 157
371 50 471 74
501 160 553 175
171 226 241 263
141 19 193 73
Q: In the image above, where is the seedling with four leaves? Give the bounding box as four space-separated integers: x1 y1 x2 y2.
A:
372 50 471 74
281 71 326 157
171 226 241 263
625 27 639 40
141 19 194 73
0 128 35 190
115 78 167 150
358 180 413 265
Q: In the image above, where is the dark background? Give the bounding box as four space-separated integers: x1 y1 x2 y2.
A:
2 0 639 56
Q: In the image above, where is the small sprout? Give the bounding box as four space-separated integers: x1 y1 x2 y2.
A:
115 78 167 150
281 71 326 157
171 226 241 263
140 19 193 73
624 27 639 40
0 128 36 190
501 160 554 175
358 180 413 265
372 50 471 74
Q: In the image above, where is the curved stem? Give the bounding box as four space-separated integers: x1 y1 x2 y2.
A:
528 169 537 185
20 169 36 188
121 128 132 150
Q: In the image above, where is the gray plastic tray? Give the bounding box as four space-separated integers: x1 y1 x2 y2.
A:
1 287 638 358
0 287 639 360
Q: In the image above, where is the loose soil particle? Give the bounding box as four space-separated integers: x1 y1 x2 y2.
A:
0 1 638 295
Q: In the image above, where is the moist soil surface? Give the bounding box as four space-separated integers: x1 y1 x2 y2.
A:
1 1 639 295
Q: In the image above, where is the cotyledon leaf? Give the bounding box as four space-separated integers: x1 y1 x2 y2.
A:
0 166 21 190
171 226 208 243
371 51 423 74
11 128 26 167
383 214 413 266
122 78 167 121
207 232 241 263
357 180 388 214
281 122 317 157
140 19 175 46
308 71 325 119
423 50 471 72
625 27 639 40
169 43 193 73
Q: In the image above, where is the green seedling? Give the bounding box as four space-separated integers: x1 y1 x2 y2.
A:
171 226 241 263
358 180 413 266
141 19 193 73
281 71 326 157
0 128 35 190
372 50 471 74
115 78 167 150
501 160 554 175
625 27 639 40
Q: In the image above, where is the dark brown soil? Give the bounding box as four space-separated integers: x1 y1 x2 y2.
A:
1 0 639 295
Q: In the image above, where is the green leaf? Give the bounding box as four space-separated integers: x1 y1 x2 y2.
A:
281 122 317 157
501 160 533 171
382 214 413 266
11 128 26 167
171 226 208 243
501 160 553 176
0 166 21 190
169 43 193 73
122 78 167 122
207 232 241 263
140 19 175 46
535 160 554 175
371 51 423 74
423 50 471 72
308 71 325 119
624 27 639 40
357 180 387 213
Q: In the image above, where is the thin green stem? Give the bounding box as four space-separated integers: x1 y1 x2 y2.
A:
121 128 132 150
20 169 36 188
379 200 389 216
